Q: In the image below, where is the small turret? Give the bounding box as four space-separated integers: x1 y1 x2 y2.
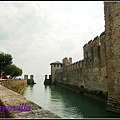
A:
50 61 62 84
69 57 72 64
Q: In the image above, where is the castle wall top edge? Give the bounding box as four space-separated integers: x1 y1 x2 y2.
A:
100 31 105 37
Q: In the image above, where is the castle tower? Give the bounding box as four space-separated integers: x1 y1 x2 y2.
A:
50 61 62 83
104 2 120 113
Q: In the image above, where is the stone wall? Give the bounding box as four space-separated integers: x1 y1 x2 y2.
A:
46 1 120 113
50 62 62 83
0 85 60 118
83 32 107 97
24 75 36 85
0 79 27 94
104 2 120 113
55 31 107 101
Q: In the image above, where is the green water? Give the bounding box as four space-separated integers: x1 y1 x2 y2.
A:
22 76 120 118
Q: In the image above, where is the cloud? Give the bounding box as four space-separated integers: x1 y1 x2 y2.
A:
0 1 105 77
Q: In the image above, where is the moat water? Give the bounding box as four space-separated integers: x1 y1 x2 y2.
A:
22 76 120 118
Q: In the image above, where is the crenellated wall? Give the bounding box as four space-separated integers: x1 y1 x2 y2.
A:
55 31 108 101
83 32 107 97
45 2 120 114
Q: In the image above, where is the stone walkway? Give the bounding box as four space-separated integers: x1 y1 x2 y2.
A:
0 85 60 118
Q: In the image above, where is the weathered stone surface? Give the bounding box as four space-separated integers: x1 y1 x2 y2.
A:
0 79 27 94
55 32 107 99
0 85 60 118
104 2 120 113
27 79 36 85
44 1 120 114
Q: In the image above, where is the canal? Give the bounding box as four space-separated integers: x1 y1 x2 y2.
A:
22 76 120 118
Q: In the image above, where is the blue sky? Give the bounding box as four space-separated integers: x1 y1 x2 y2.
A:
0 1 105 78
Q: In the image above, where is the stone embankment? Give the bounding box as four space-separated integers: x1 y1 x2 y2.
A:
0 79 27 94
0 84 60 118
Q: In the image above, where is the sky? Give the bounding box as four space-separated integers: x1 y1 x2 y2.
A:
0 1 105 78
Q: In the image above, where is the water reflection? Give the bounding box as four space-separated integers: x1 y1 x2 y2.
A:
45 84 120 118
22 77 120 118
29 84 35 88
44 85 52 94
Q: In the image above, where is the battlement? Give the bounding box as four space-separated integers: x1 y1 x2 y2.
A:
100 31 105 37
45 2 120 114
79 60 83 68
100 31 105 45
92 36 100 46
83 32 105 61
50 31 105 74
62 57 72 67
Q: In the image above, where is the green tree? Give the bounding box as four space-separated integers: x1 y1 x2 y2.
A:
12 65 22 77
3 64 15 76
0 52 12 69
4 64 22 78
0 52 12 78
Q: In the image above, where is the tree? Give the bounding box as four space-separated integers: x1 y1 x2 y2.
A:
0 52 12 69
3 64 14 76
11 64 22 77
0 52 12 78
4 64 22 78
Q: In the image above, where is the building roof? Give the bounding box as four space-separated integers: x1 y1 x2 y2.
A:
50 61 62 65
